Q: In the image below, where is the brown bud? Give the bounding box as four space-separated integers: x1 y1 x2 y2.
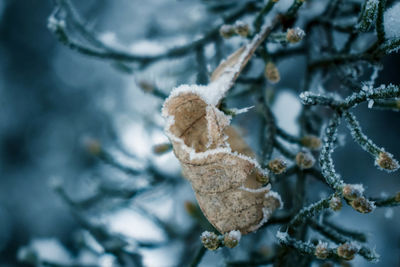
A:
342 184 364 201
396 100 400 109
350 197 375 213
219 25 236 38
223 230 241 248
201 231 220 250
264 62 280 84
234 21 250 37
258 245 274 257
337 243 359 260
268 158 287 174
395 192 400 202
255 171 269 184
376 151 399 172
295 151 315 169
329 196 342 212
152 143 172 154
342 184 364 200
138 80 154 93
184 201 197 216
286 27 305 43
83 138 102 156
301 135 322 150
339 262 352 267
315 241 329 260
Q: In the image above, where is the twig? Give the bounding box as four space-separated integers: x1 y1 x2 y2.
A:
190 246 207 267
288 194 334 230
319 113 344 191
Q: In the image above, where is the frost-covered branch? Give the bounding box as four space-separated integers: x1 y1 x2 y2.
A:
343 111 399 172
319 114 344 190
300 84 400 110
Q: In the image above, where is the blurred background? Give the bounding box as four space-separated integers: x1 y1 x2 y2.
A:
0 0 399 266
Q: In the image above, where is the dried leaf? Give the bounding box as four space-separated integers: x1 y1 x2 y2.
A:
162 89 281 234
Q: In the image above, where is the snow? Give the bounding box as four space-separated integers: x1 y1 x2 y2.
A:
272 90 302 135
19 238 73 265
47 16 65 32
350 184 365 195
229 106 254 115
368 99 374 108
384 2 400 38
99 33 188 57
99 32 119 47
317 240 328 249
119 122 152 158
384 208 394 219
141 242 182 267
129 40 167 56
105 209 166 242
164 83 226 108
348 241 361 251
99 254 117 267
239 183 271 193
226 230 241 242
201 231 214 239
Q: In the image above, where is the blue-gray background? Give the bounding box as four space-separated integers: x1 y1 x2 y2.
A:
0 0 399 266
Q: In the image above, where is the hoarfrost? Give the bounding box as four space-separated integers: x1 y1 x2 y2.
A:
276 231 289 241
368 99 374 108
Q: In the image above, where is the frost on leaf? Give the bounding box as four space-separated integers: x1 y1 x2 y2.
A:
162 46 281 235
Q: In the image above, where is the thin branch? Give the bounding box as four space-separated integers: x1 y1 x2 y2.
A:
319 114 344 191
189 246 207 267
